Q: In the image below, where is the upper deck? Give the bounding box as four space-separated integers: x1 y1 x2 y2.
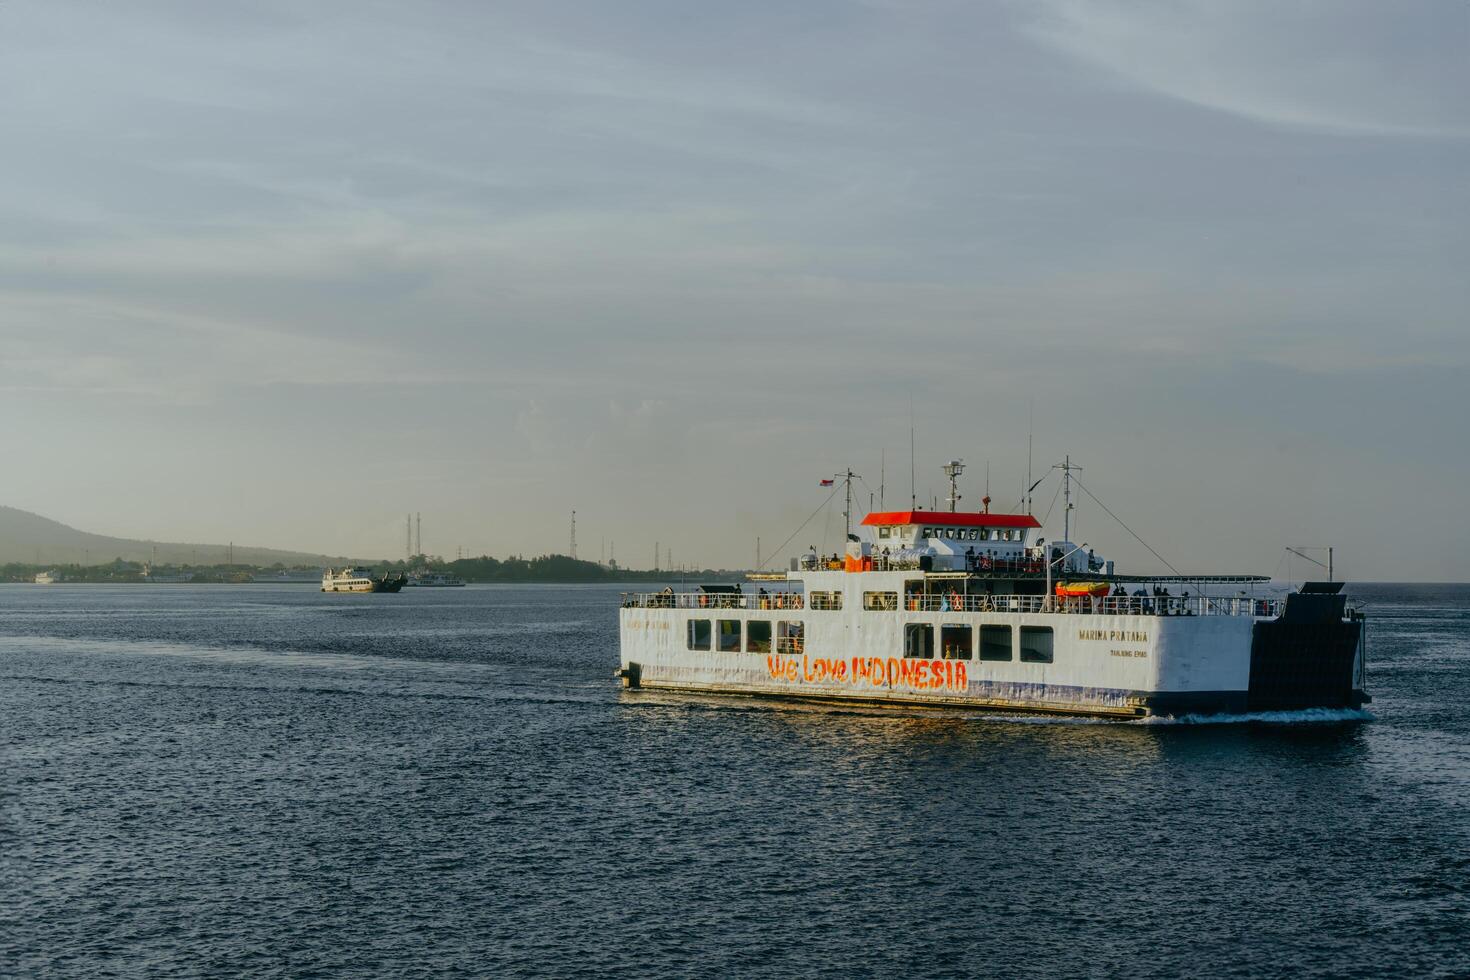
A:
622 582 1292 619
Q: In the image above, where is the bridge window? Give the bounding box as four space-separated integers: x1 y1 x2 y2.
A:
940 624 972 660
979 529 991 540
746 620 772 653
718 620 741 652
863 591 898 611
877 526 892 539
1020 626 1054 663
687 619 711 651
905 623 933 659
777 621 804 654
980 625 1012 661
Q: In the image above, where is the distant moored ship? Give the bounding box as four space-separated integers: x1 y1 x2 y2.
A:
406 570 466 588
321 568 406 593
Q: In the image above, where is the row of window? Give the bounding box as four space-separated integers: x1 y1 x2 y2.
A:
688 619 804 654
876 527 1023 542
905 623 1053 663
684 618 1053 664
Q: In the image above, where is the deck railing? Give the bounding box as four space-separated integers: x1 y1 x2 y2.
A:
622 592 805 611
621 592 1285 618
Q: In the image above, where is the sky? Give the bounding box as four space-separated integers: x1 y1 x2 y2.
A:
1 0 1466 579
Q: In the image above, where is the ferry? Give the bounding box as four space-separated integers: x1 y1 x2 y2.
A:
405 570 466 588
617 462 1368 719
34 570 62 585
321 567 406 593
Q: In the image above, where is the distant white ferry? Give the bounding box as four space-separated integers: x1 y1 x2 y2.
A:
34 570 62 585
618 461 1368 719
321 567 406 593
406 571 466 588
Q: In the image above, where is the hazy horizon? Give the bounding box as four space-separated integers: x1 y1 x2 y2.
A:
3 1 1466 580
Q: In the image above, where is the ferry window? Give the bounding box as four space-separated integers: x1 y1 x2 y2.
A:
1020 626 1054 663
687 619 711 651
777 621 804 654
980 625 1012 661
940 625 972 660
979 529 991 541
905 623 933 659
718 620 741 652
944 528 955 539
878 526 891 539
863 591 898 611
810 590 842 611
746 620 772 653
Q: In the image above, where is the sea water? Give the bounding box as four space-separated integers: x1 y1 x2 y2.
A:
2 583 1467 977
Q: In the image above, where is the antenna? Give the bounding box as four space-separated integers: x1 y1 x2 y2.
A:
569 510 577 560
984 460 991 513
942 459 965 512
406 514 412 562
1027 399 1034 514
909 397 916 508
880 448 886 511
416 512 421 557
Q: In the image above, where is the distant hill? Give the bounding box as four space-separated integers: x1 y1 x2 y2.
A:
0 505 355 567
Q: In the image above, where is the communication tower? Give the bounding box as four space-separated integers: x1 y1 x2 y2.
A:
570 511 577 560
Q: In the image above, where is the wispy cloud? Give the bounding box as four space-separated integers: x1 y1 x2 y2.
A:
1021 0 1470 138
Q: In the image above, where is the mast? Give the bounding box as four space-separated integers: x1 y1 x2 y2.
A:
832 468 861 540
942 459 965 512
1053 455 1082 544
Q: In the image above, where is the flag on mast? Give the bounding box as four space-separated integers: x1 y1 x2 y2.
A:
819 478 834 487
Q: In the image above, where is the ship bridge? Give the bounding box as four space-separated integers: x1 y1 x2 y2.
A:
859 510 1042 572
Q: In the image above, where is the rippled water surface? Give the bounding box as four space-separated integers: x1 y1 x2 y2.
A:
3 583 1468 977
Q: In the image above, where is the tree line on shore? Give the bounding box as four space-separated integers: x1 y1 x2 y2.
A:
2 554 742 584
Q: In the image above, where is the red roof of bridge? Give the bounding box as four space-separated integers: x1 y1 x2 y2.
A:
861 511 1041 529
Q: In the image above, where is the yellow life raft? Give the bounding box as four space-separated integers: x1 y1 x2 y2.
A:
1054 581 1111 597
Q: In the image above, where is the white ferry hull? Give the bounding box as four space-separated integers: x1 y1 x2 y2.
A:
621 610 1256 717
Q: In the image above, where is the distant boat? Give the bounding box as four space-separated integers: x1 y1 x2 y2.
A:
406 570 466 588
321 567 405 593
34 570 62 585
